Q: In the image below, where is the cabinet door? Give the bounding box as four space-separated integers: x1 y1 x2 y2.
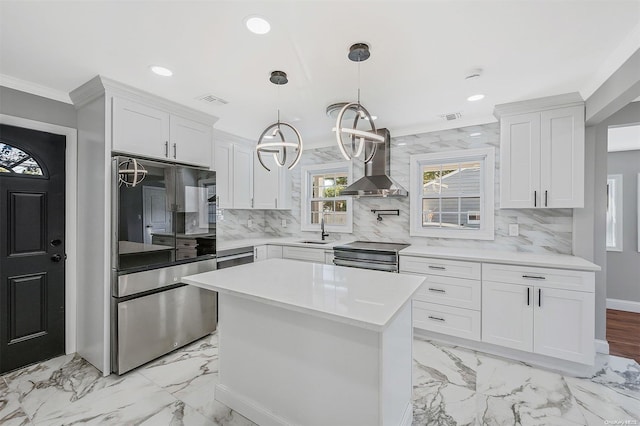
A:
267 245 283 259
481 281 533 351
233 144 254 209
112 97 170 159
539 106 584 208
214 141 233 209
500 113 540 208
254 245 268 262
253 154 279 209
533 287 594 364
170 116 212 168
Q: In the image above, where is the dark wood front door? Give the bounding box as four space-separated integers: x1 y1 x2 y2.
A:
0 124 65 373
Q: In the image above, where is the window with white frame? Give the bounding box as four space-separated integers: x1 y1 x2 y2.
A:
301 162 353 233
606 174 623 252
410 148 494 240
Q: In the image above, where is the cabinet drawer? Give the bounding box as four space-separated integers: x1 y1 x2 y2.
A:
400 256 480 280
413 276 481 311
413 301 480 341
482 263 594 292
176 248 197 260
282 246 325 263
151 235 174 246
176 238 198 248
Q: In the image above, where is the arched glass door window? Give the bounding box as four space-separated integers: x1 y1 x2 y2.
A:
0 142 45 176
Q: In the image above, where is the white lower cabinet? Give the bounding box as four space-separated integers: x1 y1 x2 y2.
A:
282 246 326 263
402 254 596 365
324 250 334 265
481 281 534 352
254 245 267 262
267 245 283 259
482 279 595 364
413 300 481 341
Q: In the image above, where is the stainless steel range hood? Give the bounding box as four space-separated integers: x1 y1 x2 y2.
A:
341 128 408 197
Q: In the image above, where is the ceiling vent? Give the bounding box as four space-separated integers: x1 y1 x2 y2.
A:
197 94 229 106
439 112 462 121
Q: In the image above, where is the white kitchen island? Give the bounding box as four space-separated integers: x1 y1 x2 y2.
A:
183 259 424 426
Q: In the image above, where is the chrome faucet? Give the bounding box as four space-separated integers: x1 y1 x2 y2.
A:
320 217 329 241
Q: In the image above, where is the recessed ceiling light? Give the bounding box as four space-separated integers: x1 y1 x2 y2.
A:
467 94 485 102
150 66 173 77
470 132 482 137
245 16 270 34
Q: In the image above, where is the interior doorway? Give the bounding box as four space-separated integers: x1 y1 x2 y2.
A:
0 124 66 373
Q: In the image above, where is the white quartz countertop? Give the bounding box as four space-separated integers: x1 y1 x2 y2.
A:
216 237 348 251
399 246 600 271
183 259 424 331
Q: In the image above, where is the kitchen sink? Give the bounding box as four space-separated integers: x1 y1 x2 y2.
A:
297 240 330 245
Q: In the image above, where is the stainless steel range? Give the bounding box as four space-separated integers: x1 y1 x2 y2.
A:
333 241 410 272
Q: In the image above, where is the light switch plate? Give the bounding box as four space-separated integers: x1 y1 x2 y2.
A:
509 224 519 236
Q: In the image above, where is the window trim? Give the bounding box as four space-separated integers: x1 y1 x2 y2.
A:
301 161 353 233
606 174 623 252
409 147 495 240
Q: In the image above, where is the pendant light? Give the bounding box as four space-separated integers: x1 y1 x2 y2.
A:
256 71 303 171
333 43 384 162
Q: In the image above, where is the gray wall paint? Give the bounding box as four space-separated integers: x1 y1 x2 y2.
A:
607 149 640 303
0 86 76 128
221 122 574 254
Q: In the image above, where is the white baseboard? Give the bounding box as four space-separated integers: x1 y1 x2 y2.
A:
595 339 610 355
607 298 640 313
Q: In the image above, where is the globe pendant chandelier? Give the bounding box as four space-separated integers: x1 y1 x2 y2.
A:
333 43 384 162
256 71 303 171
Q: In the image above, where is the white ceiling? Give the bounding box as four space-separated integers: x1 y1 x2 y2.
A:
1 1 639 147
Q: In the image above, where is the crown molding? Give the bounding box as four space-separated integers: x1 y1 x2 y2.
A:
0 74 72 104
70 75 218 125
493 92 584 118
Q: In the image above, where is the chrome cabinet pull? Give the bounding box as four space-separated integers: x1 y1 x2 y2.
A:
527 287 530 306
545 190 548 207
534 190 537 207
428 265 446 270
538 288 542 307
522 275 545 280
165 141 169 157
428 288 446 293
173 143 177 159
428 316 445 322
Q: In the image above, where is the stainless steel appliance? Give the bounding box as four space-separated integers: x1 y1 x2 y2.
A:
216 246 255 270
333 241 410 272
340 129 408 197
111 156 218 374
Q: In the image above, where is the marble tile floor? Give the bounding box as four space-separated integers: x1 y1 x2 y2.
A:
1 333 638 426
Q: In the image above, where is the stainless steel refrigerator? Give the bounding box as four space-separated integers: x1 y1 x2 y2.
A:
111 156 217 374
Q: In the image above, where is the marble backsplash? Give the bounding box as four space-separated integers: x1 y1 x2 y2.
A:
218 122 573 254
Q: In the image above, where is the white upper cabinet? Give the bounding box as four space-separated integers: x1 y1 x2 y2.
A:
213 135 254 209
169 115 212 167
112 97 170 159
495 94 585 209
112 96 213 168
253 153 292 210
232 143 254 209
214 140 234 209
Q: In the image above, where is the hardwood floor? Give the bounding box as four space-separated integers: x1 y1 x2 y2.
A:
607 309 640 363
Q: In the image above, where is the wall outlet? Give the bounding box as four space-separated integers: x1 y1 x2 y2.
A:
509 224 519 236
282 219 287 228
248 219 253 228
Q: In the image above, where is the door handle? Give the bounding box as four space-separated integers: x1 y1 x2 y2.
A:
51 254 66 262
